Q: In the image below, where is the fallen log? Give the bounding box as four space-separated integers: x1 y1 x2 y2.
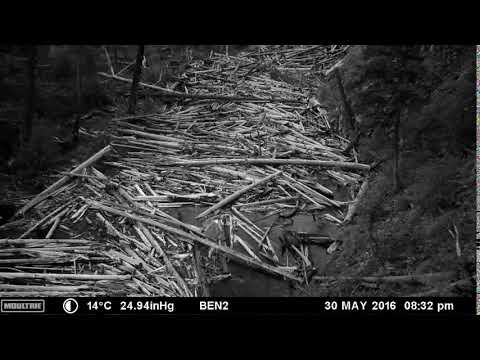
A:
234 196 296 208
343 178 369 224
0 284 91 291
15 145 111 216
196 171 282 219
98 72 302 103
0 238 89 246
18 202 73 239
167 158 370 172
192 243 210 296
0 272 132 281
312 272 455 283
86 199 301 282
137 222 193 297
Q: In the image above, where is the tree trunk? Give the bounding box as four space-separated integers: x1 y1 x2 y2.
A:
113 46 118 72
393 111 401 192
128 45 145 114
333 68 355 138
23 45 37 144
72 55 81 143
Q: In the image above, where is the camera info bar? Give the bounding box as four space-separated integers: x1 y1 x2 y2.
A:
0 297 474 315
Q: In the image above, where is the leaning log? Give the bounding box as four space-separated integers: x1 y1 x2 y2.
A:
196 171 282 219
343 178 369 224
15 145 111 216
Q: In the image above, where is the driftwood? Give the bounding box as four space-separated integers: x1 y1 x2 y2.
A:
5 45 358 296
87 200 301 281
168 158 370 171
0 284 91 291
137 222 192 297
192 243 210 296
0 238 89 245
235 196 296 208
45 215 61 239
196 171 282 219
0 272 132 281
18 201 73 239
343 178 369 224
15 145 111 216
102 45 115 75
98 72 301 103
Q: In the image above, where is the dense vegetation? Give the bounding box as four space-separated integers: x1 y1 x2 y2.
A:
319 45 475 296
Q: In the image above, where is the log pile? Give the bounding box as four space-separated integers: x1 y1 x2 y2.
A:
0 45 369 297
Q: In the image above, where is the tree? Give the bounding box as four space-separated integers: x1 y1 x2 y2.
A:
72 52 81 143
128 45 145 114
350 46 426 192
333 68 355 138
112 45 118 72
71 46 96 143
22 45 37 144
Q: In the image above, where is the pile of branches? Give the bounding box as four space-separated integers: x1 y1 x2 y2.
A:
0 45 372 297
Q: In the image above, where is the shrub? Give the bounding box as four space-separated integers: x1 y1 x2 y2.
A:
407 156 459 213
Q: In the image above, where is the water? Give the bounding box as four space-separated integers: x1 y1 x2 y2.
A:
168 205 338 297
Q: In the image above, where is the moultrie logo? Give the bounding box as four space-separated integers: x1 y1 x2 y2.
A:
1 299 45 313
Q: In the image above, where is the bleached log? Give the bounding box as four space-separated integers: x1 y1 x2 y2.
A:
98 72 301 103
0 272 131 281
196 171 282 219
86 200 301 281
16 145 111 216
168 158 370 172
343 178 369 224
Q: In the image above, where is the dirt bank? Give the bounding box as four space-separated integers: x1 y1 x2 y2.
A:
313 45 476 297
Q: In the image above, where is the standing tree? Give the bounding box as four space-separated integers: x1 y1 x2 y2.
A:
347 45 426 192
49 45 100 146
333 68 356 138
112 45 118 73
22 45 37 145
128 45 145 114
71 45 96 143
73 52 82 143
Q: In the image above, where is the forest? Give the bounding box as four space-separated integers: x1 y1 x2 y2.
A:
0 45 475 297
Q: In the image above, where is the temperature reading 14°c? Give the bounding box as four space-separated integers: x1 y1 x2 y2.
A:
87 301 112 311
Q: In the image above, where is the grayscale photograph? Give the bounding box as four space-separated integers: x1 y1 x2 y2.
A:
0 45 475 299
